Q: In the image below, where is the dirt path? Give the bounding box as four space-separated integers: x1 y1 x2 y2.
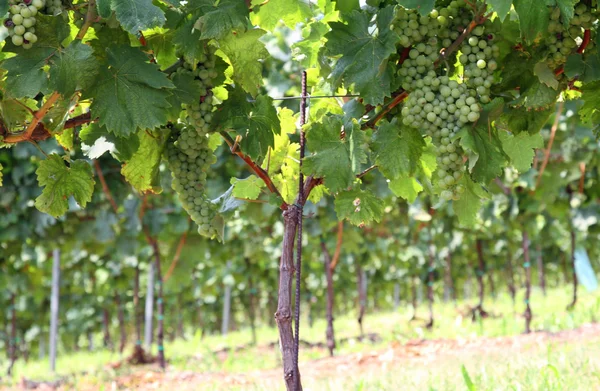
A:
10 322 600 391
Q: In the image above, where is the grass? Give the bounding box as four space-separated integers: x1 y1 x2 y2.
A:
3 285 600 390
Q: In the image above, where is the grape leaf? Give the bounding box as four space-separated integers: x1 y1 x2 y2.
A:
487 0 513 22
48 41 100 97
0 1 8 16
218 29 268 97
396 0 435 15
499 130 544 172
533 61 559 90
1 48 54 98
454 176 487 226
213 86 280 160
303 116 365 193
121 129 167 193
230 176 266 200
458 124 508 183
516 79 560 109
496 106 553 134
0 98 36 129
550 0 577 27
251 0 312 30
325 6 399 105
111 0 166 35
294 21 330 68
564 53 600 82
513 0 550 44
193 0 249 39
80 123 140 161
389 175 423 203
87 46 174 137
262 108 299 175
372 119 425 180
35 154 95 217
165 72 203 119
96 0 112 18
579 81 600 125
334 187 384 226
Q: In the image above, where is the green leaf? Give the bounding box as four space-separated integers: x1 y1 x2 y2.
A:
564 53 600 82
30 14 70 48
514 0 550 44
389 175 423 203
499 130 544 172
121 129 167 193
397 0 435 15
533 61 559 90
0 1 8 16
461 365 476 391
251 0 312 30
551 0 577 27
111 0 166 35
218 29 268 97
87 46 174 136
165 72 203 119
579 81 600 125
48 41 100 97
458 124 508 183
0 98 37 129
303 116 366 193
487 0 513 21
96 0 112 18
454 176 486 226
334 187 384 226
230 176 266 200
372 119 425 180
193 0 249 39
496 106 553 134
214 87 280 160
515 79 560 109
80 123 140 161
1 48 54 98
325 7 399 105
35 154 95 217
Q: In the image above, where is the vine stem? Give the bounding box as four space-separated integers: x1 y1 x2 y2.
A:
93 160 119 214
329 221 344 271
163 226 190 282
3 92 60 143
535 101 564 190
293 70 308 391
75 0 96 40
219 131 286 208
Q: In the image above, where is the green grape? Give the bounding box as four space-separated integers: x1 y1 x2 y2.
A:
4 0 47 49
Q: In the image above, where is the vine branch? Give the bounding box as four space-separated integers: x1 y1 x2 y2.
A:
219 130 286 208
329 221 344 271
93 160 119 214
535 101 564 189
3 92 60 143
76 0 97 40
164 226 190 282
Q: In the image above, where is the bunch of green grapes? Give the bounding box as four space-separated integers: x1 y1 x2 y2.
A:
166 126 219 238
401 75 482 199
546 2 598 69
43 0 63 15
4 0 44 49
459 26 500 105
170 49 221 133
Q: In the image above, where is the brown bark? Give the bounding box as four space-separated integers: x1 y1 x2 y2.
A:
115 293 126 354
356 264 367 336
275 207 301 390
536 244 546 296
7 294 16 376
151 239 166 370
321 240 336 357
443 253 456 302
472 239 489 321
103 307 113 351
131 263 146 362
522 230 533 334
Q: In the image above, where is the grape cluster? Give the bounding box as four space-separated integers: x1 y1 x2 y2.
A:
459 28 500 105
43 0 62 15
166 49 223 238
170 50 221 133
394 1 500 200
4 0 44 49
546 3 597 69
166 126 219 238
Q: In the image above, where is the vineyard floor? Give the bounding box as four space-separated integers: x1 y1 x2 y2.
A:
3 287 600 390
